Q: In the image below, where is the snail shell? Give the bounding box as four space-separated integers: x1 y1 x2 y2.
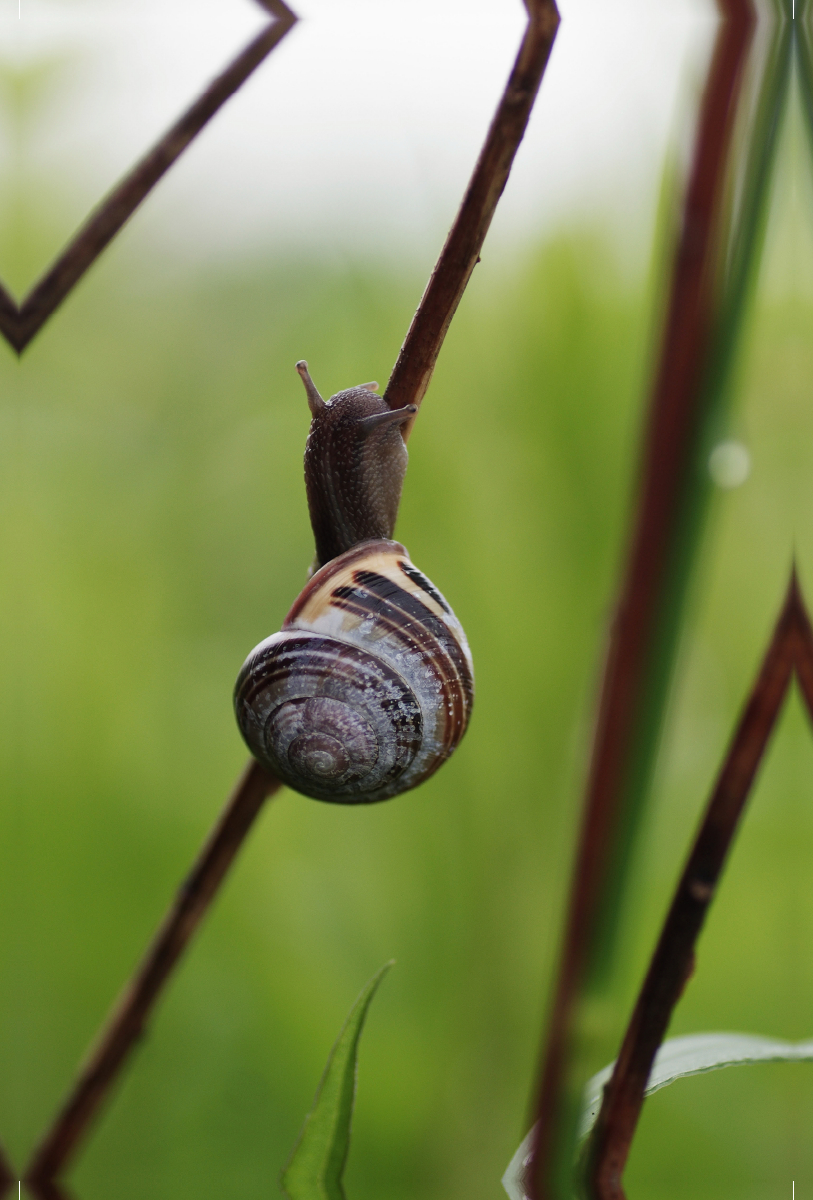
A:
234 539 474 804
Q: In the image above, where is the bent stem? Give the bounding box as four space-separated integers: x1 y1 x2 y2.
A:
0 0 298 354
383 0 560 438
24 759 279 1188
585 574 813 1198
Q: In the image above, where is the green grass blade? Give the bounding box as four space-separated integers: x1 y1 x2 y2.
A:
280 962 394 1200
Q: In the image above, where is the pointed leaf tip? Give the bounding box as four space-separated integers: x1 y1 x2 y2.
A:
281 962 394 1200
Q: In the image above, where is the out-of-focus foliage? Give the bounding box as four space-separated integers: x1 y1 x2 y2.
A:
0 152 812 1200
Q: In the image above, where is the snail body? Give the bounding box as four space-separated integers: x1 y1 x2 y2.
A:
233 362 473 804
298 361 417 569
234 539 473 803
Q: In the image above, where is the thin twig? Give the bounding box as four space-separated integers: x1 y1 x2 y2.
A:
0 0 297 354
526 3 755 1196
24 760 280 1187
585 573 806 1199
383 0 560 438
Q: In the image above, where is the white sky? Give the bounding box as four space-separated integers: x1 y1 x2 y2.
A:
0 0 717 265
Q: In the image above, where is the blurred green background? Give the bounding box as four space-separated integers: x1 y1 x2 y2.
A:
2 38 813 1200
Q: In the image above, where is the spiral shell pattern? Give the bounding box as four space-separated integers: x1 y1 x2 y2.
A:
234 539 474 803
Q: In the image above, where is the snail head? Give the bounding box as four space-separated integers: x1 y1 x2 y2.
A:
296 360 417 568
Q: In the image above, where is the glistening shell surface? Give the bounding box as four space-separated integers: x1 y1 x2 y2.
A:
234 540 473 803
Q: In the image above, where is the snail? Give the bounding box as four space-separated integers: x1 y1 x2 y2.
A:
233 362 474 804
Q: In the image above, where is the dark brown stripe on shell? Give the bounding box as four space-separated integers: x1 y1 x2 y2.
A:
352 570 473 709
237 636 421 755
330 581 470 752
337 585 471 737
330 591 460 741
284 539 408 626
398 560 451 613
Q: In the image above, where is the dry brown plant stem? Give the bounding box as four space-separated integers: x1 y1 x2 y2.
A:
585 573 813 1198
24 761 279 1188
384 0 560 438
0 0 297 354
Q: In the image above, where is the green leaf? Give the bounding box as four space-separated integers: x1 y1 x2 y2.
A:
578 1031 813 1140
281 962 394 1200
503 1032 813 1200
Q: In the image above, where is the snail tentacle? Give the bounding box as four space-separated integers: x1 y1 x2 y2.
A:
358 405 417 436
296 360 326 415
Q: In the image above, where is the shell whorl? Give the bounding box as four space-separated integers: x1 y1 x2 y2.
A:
234 540 474 804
